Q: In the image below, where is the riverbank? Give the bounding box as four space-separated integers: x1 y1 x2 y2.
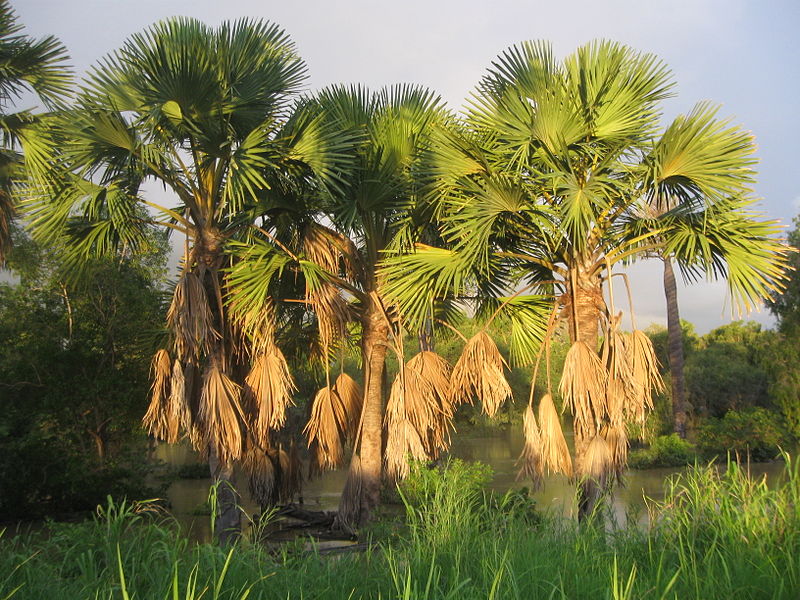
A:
2 458 798 599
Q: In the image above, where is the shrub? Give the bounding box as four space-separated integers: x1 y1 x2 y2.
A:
697 408 790 461
629 434 697 469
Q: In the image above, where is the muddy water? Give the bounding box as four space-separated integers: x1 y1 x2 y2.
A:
158 427 786 540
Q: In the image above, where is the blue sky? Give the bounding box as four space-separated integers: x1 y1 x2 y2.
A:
14 0 800 333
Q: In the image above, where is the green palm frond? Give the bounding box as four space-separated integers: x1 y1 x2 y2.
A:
661 196 790 314
643 101 757 208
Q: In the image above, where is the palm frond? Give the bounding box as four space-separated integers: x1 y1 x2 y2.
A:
450 331 512 417
559 341 607 436
538 393 572 478
516 404 543 487
197 360 244 464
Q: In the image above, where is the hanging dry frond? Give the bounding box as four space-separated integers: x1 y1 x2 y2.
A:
516 404 543 488
559 341 607 436
167 271 219 360
627 330 663 425
169 359 192 434
233 299 277 357
583 434 613 489
303 222 363 282
242 444 276 509
277 442 303 504
450 331 512 417
307 282 351 351
244 349 296 447
197 361 244 464
142 349 185 444
332 372 363 441
603 424 628 481
305 387 344 473
386 351 454 468
410 351 455 455
181 362 205 449
538 394 573 477
143 349 175 441
385 416 428 480
334 453 363 534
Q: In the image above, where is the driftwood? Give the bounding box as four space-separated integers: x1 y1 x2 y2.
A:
275 504 336 528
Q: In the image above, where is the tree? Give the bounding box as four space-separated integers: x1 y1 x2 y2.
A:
768 215 800 332
227 84 455 528
22 17 347 541
0 0 70 261
0 227 167 518
381 40 790 519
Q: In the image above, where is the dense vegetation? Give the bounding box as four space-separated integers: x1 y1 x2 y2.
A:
0 229 168 518
2 458 798 599
0 13 797 600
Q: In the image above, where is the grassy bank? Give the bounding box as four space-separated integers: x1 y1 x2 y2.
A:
1 458 798 599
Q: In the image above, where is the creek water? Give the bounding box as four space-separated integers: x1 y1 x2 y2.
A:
157 427 786 541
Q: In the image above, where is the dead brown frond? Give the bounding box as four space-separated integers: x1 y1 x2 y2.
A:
583 434 613 488
307 282 351 351
627 330 663 426
384 414 427 480
302 224 357 351
516 404 543 488
232 299 277 357
333 454 363 534
303 222 363 281
332 372 363 441
181 362 205 449
197 360 244 464
304 387 344 473
167 271 220 361
304 373 363 475
559 341 607 436
450 331 512 417
244 349 296 447
278 442 303 504
538 393 573 478
384 351 455 480
143 350 180 442
242 444 276 509
603 424 628 481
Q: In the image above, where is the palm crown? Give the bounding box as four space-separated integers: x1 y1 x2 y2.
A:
381 40 790 517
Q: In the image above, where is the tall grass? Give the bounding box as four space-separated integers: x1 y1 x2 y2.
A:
1 458 798 599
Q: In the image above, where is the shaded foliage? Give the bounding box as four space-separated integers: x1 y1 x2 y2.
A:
0 229 167 518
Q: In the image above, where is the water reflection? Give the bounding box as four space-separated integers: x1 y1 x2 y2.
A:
158 427 785 539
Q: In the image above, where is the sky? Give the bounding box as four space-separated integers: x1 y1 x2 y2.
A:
14 0 800 333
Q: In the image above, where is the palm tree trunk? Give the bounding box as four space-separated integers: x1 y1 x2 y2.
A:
570 261 603 521
663 257 688 438
208 446 240 545
338 294 389 527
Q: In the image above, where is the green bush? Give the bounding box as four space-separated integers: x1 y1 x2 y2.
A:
697 408 790 461
399 458 492 508
629 434 697 469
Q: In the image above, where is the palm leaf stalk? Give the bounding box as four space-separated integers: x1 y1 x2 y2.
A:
22 17 349 542
380 40 791 521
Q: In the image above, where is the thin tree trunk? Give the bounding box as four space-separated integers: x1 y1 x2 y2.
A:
663 257 688 438
570 260 603 522
208 446 240 545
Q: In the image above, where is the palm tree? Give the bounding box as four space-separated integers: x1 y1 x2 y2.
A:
22 17 348 541
227 84 458 529
381 40 790 519
0 0 70 261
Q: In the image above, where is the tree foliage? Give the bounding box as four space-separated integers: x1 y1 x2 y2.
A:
0 228 167 518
